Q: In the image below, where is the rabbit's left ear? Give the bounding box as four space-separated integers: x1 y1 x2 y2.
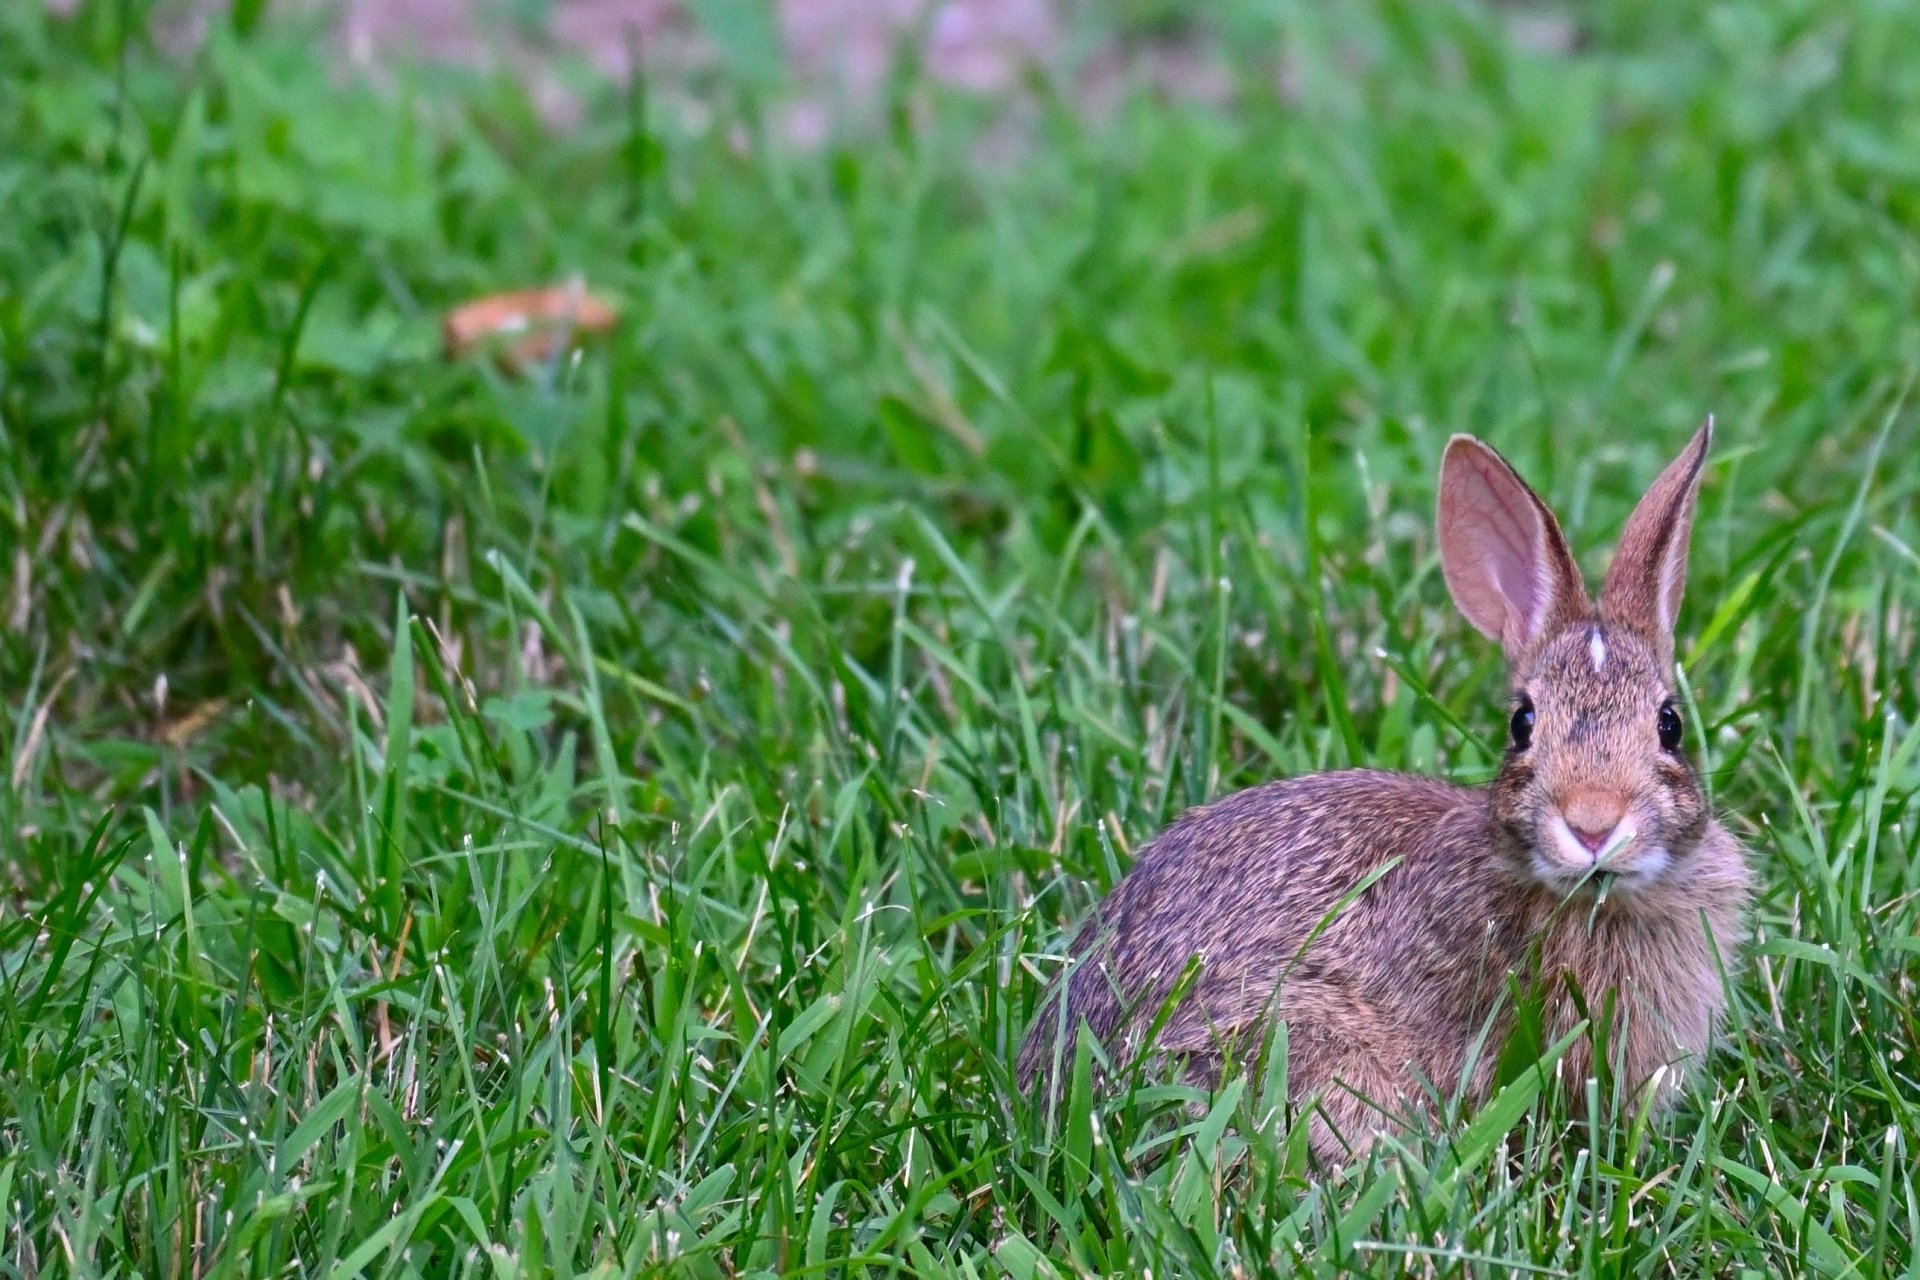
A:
1599 418 1713 665
1437 434 1589 667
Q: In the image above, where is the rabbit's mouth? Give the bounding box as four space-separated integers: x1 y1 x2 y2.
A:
1528 852 1670 899
1533 813 1670 891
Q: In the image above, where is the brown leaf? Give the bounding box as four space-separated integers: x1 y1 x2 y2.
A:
442 280 618 372
160 698 229 751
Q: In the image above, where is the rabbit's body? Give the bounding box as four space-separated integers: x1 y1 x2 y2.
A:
1018 425 1752 1164
1018 768 1747 1158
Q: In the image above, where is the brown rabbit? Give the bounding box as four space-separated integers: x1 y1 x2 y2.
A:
1017 422 1751 1165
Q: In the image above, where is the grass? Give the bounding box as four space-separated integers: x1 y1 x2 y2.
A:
1 0 1918 1274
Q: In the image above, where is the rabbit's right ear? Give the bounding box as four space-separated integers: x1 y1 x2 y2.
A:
1437 436 1589 666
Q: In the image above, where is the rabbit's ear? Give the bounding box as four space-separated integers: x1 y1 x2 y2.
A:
1438 435 1589 665
1598 418 1712 666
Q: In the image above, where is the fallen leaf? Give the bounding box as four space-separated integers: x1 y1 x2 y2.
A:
442 279 617 372
161 698 229 750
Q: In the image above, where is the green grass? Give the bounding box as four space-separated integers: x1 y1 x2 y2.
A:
1 0 1918 1274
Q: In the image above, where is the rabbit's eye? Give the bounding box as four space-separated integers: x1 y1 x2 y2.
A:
1657 700 1684 752
1508 695 1535 752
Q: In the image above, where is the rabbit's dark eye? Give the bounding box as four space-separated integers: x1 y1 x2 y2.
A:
1509 695 1535 752
1657 700 1684 752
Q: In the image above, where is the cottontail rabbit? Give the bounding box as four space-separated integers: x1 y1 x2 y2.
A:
1017 422 1750 1165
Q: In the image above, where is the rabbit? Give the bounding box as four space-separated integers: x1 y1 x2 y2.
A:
1016 421 1752 1167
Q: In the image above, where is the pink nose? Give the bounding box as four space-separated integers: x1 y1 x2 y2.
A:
1569 823 1616 854
1561 789 1628 856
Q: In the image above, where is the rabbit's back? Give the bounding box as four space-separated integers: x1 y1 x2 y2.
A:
1018 770 1515 1092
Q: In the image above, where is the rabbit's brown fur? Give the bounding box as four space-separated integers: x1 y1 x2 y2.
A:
1017 423 1751 1165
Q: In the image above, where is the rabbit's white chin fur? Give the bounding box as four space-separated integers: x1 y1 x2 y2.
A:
1528 849 1674 896
1530 813 1672 892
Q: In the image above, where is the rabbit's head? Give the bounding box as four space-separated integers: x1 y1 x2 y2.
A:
1437 422 1716 898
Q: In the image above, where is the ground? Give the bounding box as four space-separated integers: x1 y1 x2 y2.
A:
1 1 1917 1276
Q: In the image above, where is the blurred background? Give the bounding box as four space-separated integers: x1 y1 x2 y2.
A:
50 0 1579 134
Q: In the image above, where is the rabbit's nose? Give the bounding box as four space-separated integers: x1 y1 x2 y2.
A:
1568 823 1617 854
1561 790 1629 854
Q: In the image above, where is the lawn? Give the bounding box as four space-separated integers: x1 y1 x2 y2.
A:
1 1 1917 1275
